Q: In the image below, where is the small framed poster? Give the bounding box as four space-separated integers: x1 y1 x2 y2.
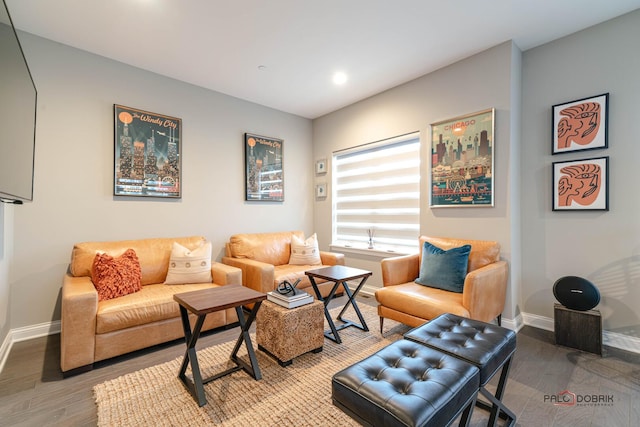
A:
316 183 327 199
552 156 609 211
316 158 327 175
244 133 284 201
114 105 181 198
552 93 609 154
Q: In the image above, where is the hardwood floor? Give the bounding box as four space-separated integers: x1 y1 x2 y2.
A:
1 295 639 426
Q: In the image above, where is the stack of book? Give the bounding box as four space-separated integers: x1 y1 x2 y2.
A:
267 288 314 309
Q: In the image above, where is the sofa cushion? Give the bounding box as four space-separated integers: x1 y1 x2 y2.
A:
228 231 304 266
91 249 142 301
415 241 471 293
95 282 219 334
375 282 470 320
164 241 213 285
289 233 321 265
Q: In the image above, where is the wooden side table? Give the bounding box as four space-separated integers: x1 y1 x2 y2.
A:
256 299 324 366
174 285 266 407
554 303 602 355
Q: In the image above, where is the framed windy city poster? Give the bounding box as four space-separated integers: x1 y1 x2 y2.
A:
430 108 495 208
114 105 181 198
552 93 609 155
552 156 609 211
244 133 284 201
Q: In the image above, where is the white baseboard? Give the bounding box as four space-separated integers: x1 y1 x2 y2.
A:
502 312 524 332
0 330 12 375
12 320 61 343
358 284 378 298
0 320 60 374
522 311 554 331
602 330 640 354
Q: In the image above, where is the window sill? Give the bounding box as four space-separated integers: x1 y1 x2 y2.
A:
330 244 414 259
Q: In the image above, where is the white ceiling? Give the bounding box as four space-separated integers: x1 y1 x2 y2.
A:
6 0 640 119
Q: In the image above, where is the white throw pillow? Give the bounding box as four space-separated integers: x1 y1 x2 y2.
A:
164 241 213 284
289 233 321 265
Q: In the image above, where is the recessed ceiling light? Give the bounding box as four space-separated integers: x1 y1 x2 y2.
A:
333 72 348 85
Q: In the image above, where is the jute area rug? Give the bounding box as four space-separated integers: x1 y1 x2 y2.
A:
94 304 409 426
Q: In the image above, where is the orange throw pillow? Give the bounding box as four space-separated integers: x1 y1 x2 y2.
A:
91 249 142 301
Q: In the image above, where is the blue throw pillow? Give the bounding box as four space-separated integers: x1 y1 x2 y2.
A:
415 241 471 293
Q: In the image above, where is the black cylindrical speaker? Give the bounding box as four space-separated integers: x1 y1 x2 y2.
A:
553 276 600 311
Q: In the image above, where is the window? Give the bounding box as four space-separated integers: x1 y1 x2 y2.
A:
332 132 421 254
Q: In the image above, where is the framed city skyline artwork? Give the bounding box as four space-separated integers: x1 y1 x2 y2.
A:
429 108 495 208
552 156 609 211
114 105 181 198
244 133 284 202
552 93 609 155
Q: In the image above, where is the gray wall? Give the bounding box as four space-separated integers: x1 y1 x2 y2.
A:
0 206 11 345
1 32 314 334
313 41 520 319
521 10 640 340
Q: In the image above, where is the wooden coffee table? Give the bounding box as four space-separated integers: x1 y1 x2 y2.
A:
305 266 372 344
173 285 266 407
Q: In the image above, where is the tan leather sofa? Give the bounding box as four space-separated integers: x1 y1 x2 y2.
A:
61 236 242 375
222 231 345 297
376 236 508 332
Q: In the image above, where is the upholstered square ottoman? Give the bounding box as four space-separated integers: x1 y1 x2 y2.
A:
256 300 324 366
332 339 479 427
404 313 517 427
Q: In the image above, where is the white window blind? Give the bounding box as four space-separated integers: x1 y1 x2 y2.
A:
332 132 420 254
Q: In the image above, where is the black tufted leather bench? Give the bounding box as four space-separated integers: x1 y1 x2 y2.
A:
404 313 517 427
332 339 480 427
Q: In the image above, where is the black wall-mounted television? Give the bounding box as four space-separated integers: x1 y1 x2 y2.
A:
0 0 37 203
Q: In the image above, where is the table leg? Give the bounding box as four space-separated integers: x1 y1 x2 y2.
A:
229 302 263 380
478 357 517 427
177 306 208 407
336 276 370 332
177 302 265 407
309 276 343 344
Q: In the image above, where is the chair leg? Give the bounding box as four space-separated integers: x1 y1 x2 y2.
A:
379 316 384 334
458 393 477 427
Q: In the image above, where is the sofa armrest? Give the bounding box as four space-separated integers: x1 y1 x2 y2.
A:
222 256 275 293
61 274 98 373
462 260 508 322
320 251 345 266
211 262 242 285
381 254 420 287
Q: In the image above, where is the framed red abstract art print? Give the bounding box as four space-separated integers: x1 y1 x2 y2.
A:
552 156 609 211
552 93 608 155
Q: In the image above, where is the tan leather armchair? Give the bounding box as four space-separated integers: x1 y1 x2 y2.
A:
375 236 508 332
222 231 345 298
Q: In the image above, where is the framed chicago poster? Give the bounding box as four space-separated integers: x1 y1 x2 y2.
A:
244 133 284 201
552 156 609 211
114 105 181 198
430 108 495 207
